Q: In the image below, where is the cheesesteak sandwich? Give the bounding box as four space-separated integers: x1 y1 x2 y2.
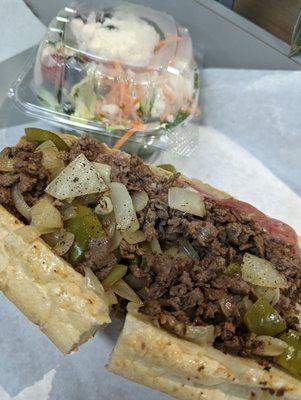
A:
0 128 300 398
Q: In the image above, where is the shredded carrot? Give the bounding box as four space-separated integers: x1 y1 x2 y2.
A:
155 35 183 52
182 106 201 115
113 122 145 150
101 62 143 125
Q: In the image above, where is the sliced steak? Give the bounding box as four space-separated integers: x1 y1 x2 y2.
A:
78 237 117 280
68 136 107 161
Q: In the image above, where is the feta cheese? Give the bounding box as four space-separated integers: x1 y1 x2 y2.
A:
69 12 160 67
151 89 166 119
101 104 120 115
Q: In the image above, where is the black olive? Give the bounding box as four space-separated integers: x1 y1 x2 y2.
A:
56 84 75 115
106 24 117 30
74 14 87 23
62 101 75 115
57 88 75 115
63 56 86 89
96 10 113 23
104 11 113 19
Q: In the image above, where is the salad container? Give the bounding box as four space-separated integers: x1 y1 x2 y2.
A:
11 0 200 155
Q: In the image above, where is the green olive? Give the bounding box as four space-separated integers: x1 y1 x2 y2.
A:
25 128 69 151
102 264 128 289
277 330 301 378
244 298 286 336
65 205 106 265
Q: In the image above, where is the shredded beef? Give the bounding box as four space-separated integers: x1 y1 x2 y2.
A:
99 150 300 356
96 150 181 199
13 150 43 176
0 187 11 204
0 143 50 213
119 240 140 260
18 173 37 193
0 174 19 187
78 237 117 280
254 234 265 258
187 220 218 246
68 136 107 161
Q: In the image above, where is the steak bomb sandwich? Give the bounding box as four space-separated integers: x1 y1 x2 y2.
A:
0 128 300 398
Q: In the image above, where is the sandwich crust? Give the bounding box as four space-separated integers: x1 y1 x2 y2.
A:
0 205 111 353
108 310 301 400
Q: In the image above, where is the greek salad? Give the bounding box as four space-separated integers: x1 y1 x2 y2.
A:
33 3 199 144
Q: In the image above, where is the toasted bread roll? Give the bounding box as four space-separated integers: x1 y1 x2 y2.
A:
108 310 301 400
0 205 111 353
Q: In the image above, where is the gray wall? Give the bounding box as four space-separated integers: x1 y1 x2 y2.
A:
216 0 233 7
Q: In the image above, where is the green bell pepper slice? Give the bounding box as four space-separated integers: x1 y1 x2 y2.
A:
244 298 286 336
102 264 128 289
25 128 69 151
157 164 177 173
226 263 241 276
65 205 106 265
277 330 301 378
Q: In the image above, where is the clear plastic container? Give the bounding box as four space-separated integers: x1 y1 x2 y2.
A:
11 0 200 155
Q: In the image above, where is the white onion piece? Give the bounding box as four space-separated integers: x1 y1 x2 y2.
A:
131 190 149 212
127 302 141 314
241 253 288 289
150 237 162 254
128 217 140 233
80 193 101 205
121 230 146 245
53 231 75 256
65 197 74 204
252 286 280 306
84 266 106 297
36 140 65 177
106 290 118 305
179 239 199 260
184 325 215 346
95 196 113 215
106 221 116 238
165 246 180 256
253 336 288 356
111 229 122 250
100 213 116 238
112 279 143 305
242 296 253 310
92 162 112 184
61 206 77 221
11 184 31 220
46 154 107 200
237 296 253 316
165 246 187 258
168 187 206 217
219 297 235 317
296 304 301 333
31 198 63 234
0 156 14 172
42 229 62 247
109 182 139 231
15 226 40 243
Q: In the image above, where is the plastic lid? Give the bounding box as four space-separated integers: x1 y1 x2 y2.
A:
13 0 199 140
